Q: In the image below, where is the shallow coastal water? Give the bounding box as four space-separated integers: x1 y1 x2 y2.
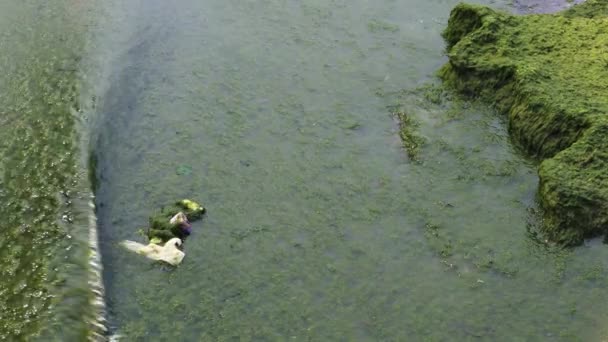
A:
88 0 608 340
1 0 607 340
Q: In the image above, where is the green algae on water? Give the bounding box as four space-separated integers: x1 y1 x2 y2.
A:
92 0 608 340
368 19 400 33
147 199 205 241
439 1 608 245
0 1 96 340
392 108 426 162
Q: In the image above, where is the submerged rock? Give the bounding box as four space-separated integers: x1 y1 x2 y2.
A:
439 1 608 245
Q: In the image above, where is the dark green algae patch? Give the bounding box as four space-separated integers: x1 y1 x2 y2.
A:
438 0 608 245
146 199 205 242
0 1 100 340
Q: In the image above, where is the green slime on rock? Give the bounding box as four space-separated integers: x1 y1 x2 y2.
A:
439 0 608 245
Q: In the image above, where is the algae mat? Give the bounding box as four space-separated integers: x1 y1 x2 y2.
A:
0 1 99 340
87 0 608 340
440 0 608 245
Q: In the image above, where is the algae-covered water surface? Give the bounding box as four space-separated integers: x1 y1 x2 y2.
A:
2 0 608 340
89 0 608 340
0 1 100 340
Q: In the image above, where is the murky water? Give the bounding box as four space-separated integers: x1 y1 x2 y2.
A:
2 0 608 340
88 0 608 340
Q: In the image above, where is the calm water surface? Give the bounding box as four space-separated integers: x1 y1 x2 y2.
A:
89 1 608 340
2 0 607 340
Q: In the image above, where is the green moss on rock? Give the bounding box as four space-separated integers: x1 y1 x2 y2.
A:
440 2 608 245
563 0 608 18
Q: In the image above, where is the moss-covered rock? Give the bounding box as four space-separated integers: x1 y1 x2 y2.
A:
439 1 608 245
147 199 205 241
563 0 608 18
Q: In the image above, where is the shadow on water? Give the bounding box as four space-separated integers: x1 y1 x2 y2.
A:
93 0 181 313
88 0 608 340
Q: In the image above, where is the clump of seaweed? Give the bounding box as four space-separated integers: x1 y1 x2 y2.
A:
147 199 205 242
439 2 608 245
392 108 426 162
367 19 400 33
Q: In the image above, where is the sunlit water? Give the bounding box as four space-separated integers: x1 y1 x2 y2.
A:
1 0 607 340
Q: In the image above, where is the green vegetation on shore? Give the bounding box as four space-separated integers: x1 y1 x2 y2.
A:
437 0 608 245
